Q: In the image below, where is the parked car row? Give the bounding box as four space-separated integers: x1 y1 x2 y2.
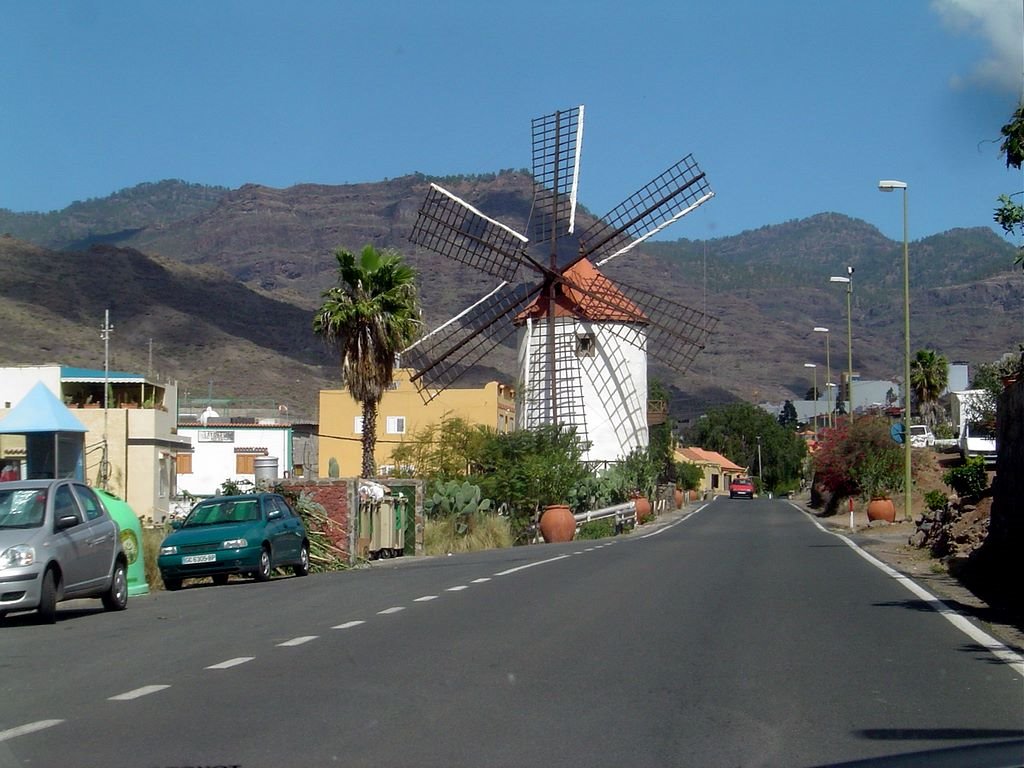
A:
0 481 308 623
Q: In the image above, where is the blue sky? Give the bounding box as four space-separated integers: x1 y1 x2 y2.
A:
2 1 1022 243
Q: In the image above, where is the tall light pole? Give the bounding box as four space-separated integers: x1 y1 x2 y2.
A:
829 267 854 418
813 326 831 428
804 363 818 436
879 179 912 522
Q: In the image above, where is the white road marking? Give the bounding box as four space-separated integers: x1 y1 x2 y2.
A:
799 504 1024 678
206 657 254 670
378 606 405 615
471 577 491 583
414 595 439 602
332 620 366 629
446 585 468 592
277 636 318 647
494 554 571 576
0 720 64 743
109 685 170 701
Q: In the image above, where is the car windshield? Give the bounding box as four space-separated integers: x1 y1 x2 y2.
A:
182 499 261 527
0 489 46 529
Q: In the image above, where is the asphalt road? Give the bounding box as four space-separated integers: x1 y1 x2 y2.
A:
1 497 1021 768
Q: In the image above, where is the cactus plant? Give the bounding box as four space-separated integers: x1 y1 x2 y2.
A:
423 480 493 535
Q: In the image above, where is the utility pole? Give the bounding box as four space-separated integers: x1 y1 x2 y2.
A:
100 310 113 490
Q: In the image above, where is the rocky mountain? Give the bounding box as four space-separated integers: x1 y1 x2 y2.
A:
2 176 1021 424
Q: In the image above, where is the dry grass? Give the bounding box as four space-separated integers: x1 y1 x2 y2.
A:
424 514 513 556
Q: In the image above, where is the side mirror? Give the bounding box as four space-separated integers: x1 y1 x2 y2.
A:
267 509 282 521
55 514 79 531
170 519 184 529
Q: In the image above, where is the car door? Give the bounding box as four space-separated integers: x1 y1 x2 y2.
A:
51 482 93 594
265 495 300 563
70 484 117 591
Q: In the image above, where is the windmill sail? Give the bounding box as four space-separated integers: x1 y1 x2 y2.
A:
530 105 584 244
409 183 529 283
575 154 714 268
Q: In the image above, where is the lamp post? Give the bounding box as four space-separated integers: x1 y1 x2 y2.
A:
813 326 831 428
804 363 818 436
879 179 912 523
755 434 763 484
829 267 854 418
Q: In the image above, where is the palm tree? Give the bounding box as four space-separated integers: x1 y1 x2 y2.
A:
909 348 948 428
313 245 421 477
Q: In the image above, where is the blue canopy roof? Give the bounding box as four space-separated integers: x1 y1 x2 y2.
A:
0 382 87 434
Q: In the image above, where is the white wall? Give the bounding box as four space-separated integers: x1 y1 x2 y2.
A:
177 425 292 497
0 366 63 407
516 318 648 463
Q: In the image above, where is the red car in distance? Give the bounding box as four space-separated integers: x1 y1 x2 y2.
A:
729 476 754 499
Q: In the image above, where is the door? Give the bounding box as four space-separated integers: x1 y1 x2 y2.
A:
70 484 117 592
265 495 301 563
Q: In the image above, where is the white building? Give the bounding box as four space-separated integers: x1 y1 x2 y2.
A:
514 258 648 463
176 409 293 497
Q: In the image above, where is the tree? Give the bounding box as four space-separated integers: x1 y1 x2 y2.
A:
910 348 948 428
993 103 1024 267
685 402 806 494
313 245 421 477
647 379 677 483
777 400 798 430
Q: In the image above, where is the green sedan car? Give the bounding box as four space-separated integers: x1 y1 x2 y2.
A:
158 493 309 590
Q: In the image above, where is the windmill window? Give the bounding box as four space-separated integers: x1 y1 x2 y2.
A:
576 333 597 358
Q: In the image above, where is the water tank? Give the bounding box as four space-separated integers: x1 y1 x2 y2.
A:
253 456 279 487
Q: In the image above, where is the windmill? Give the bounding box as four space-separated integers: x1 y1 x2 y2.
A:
405 105 717 462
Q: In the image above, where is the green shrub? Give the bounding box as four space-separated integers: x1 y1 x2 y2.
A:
942 456 988 499
576 519 616 540
924 489 948 512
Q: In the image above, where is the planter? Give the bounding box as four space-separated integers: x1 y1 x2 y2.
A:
673 488 684 510
539 504 576 543
632 495 652 524
866 497 896 523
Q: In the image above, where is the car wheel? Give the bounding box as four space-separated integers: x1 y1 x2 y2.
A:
255 546 272 582
293 543 309 577
162 576 183 591
212 573 230 586
38 569 58 624
102 561 129 611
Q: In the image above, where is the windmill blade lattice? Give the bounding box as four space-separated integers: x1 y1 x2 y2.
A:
530 105 584 245
409 183 530 283
575 154 713 269
402 282 541 400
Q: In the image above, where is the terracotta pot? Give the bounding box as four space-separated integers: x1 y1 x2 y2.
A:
866 498 896 523
633 495 652 524
673 488 684 509
539 504 576 543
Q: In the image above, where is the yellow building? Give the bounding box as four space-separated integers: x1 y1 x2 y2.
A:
318 369 515 477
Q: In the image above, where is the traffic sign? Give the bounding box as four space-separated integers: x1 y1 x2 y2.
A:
890 422 905 444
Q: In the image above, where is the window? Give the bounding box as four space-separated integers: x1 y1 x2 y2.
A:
54 485 81 523
576 332 596 358
236 454 256 473
386 416 406 434
177 453 193 474
73 485 104 520
353 416 364 434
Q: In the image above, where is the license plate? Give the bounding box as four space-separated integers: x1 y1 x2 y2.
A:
182 553 216 565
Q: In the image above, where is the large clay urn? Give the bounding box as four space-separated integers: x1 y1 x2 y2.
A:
866 498 896 523
673 488 684 509
632 495 652 524
539 504 576 543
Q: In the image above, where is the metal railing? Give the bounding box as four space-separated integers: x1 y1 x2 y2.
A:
574 500 637 531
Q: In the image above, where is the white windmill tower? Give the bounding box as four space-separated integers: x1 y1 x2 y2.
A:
405 105 716 462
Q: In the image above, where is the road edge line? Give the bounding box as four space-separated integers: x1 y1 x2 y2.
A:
795 503 1024 677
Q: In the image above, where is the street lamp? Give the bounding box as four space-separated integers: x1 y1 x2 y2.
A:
804 363 818 436
813 326 831 428
829 267 854 417
879 178 912 523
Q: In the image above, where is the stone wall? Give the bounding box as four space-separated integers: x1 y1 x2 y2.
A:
279 478 354 561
